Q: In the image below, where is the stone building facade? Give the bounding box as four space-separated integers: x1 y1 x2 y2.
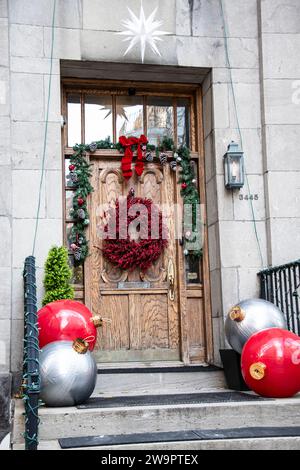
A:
0 0 299 443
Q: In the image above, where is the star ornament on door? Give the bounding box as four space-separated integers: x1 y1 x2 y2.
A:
116 4 169 63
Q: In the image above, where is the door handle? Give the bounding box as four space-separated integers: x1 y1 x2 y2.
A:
168 259 175 301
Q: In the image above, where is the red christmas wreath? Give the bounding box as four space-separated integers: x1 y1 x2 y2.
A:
102 189 168 272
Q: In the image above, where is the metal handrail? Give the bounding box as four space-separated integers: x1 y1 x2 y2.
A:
259 259 300 274
23 256 40 450
258 260 300 336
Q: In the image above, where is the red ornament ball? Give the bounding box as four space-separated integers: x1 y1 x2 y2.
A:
241 328 300 398
77 197 84 206
69 164 75 171
181 182 187 190
38 300 101 351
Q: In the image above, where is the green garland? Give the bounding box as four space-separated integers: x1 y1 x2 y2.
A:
68 137 202 265
68 144 93 265
176 146 202 259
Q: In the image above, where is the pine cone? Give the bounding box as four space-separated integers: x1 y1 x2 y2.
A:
69 171 78 184
77 208 86 220
145 152 153 162
170 161 177 172
89 142 98 152
159 153 168 165
74 247 82 261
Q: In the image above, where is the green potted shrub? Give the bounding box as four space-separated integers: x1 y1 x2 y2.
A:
42 246 74 306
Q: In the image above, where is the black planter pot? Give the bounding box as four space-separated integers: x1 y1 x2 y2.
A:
220 349 250 391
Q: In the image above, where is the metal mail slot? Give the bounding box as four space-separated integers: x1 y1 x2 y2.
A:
117 281 151 289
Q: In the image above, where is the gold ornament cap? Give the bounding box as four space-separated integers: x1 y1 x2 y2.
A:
249 362 266 381
73 338 89 354
90 315 103 328
229 306 245 322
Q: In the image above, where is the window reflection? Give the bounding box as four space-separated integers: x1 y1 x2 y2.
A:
177 98 190 147
67 94 81 147
116 96 143 139
147 97 174 147
85 95 113 143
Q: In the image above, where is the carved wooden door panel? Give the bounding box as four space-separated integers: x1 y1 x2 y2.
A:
86 156 180 362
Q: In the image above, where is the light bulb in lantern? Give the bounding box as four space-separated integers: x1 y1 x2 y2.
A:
232 160 238 180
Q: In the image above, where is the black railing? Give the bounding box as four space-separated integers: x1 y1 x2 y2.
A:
258 260 300 336
23 256 40 450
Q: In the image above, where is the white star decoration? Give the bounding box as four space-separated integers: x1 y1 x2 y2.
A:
117 5 169 63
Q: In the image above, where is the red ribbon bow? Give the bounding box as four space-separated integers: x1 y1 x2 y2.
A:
119 134 148 180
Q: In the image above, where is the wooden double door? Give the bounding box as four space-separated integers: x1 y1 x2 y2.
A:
64 80 212 364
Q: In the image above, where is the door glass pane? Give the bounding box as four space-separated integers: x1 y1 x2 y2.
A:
67 94 81 147
184 161 201 284
66 191 74 219
85 95 113 143
116 96 143 139
68 255 84 285
186 256 202 284
147 97 174 147
66 223 74 248
65 158 71 187
177 98 190 147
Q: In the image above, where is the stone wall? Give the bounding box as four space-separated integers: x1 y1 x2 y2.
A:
0 0 298 385
259 0 300 265
9 0 64 376
0 0 12 444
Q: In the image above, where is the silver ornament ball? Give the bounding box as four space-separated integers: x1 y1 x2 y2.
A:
225 298 287 354
40 340 97 407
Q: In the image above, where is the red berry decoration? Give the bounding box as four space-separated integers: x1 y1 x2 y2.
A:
102 191 168 272
77 197 84 206
241 328 300 398
69 164 75 171
38 299 102 351
181 182 187 190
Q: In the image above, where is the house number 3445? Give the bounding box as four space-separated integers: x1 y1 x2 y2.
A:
239 194 259 201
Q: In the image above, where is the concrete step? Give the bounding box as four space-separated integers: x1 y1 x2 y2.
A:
94 369 226 397
13 393 300 444
12 369 226 445
14 435 300 451
12 367 300 449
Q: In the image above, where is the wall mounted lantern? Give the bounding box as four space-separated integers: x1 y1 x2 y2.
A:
223 141 245 189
